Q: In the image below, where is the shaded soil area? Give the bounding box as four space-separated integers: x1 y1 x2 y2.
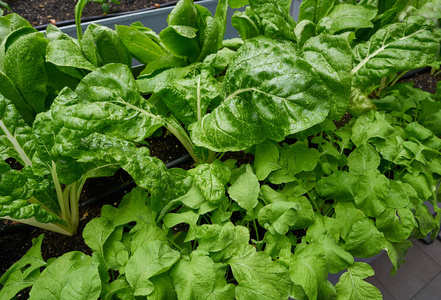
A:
4 0 177 26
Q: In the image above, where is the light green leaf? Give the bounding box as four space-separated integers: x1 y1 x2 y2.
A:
343 218 386 257
253 141 280 181
316 171 359 202
189 160 230 205
289 243 327 300
125 240 180 296
228 164 259 214
347 143 380 175
29 252 100 300
336 262 382 300
384 240 413 276
230 245 291 300
376 208 416 242
0 235 47 299
351 111 395 146
197 222 235 253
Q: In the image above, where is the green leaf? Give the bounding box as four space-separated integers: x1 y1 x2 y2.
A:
249 0 297 41
351 110 395 146
159 26 200 62
84 23 131 67
82 217 115 257
228 164 259 214
210 225 250 262
354 170 389 217
335 262 382 300
376 208 416 242
352 16 440 88
253 141 280 181
316 171 359 202
29 251 101 300
170 250 233 300
343 218 386 257
229 0 249 9
163 211 199 242
348 143 380 175
319 4 377 34
289 243 327 300
334 202 366 240
191 37 334 151
384 240 413 276
156 67 222 127
0 235 47 299
229 245 291 300
46 27 96 72
125 240 180 296
4 32 48 115
197 222 235 253
302 33 353 119
420 99 441 135
299 0 336 23
258 201 299 235
189 160 230 205
115 25 165 65
148 273 178 300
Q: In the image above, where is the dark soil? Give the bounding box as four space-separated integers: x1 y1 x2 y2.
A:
4 0 177 26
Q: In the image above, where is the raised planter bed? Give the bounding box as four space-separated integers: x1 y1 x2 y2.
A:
0 1 440 299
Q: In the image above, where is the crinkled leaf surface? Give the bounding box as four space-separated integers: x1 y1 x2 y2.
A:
352 16 440 88
191 36 333 151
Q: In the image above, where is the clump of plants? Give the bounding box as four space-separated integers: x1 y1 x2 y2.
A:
0 0 440 299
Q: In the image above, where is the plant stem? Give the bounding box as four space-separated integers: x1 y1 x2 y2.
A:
306 191 320 212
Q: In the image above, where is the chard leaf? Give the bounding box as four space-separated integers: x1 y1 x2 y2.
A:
0 96 34 165
29 251 101 300
4 32 48 116
249 0 297 41
191 37 334 151
335 262 382 300
228 164 259 214
45 25 96 73
125 241 180 296
74 63 165 141
299 0 336 23
0 235 46 299
0 71 34 125
156 67 222 126
231 9 260 40
159 26 200 62
115 25 165 65
352 16 440 88
83 23 131 67
229 245 291 300
318 4 377 34
302 33 353 119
